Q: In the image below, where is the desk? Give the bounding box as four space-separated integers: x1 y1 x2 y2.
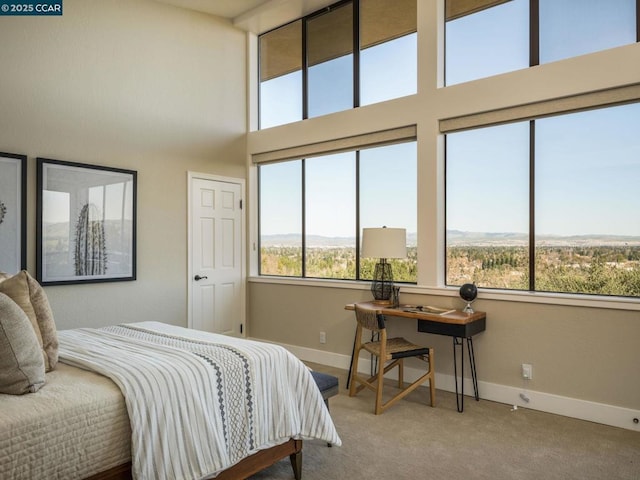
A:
345 302 486 412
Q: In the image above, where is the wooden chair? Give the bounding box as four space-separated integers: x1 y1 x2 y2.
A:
349 303 435 414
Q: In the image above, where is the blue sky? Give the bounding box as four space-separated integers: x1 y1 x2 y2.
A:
260 1 639 240
260 33 417 238
259 142 417 238
447 103 640 237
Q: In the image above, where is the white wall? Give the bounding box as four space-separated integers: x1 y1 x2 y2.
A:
0 0 247 329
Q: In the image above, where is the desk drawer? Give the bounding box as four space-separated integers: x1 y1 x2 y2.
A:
417 317 486 338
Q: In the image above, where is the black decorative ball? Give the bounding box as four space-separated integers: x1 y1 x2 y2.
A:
459 283 478 302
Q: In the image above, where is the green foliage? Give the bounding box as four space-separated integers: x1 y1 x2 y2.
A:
447 246 529 290
447 245 640 297
261 244 640 297
261 246 418 283
535 251 640 297
260 246 302 276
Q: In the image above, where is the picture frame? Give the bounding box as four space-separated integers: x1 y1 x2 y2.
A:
37 158 137 285
0 152 27 275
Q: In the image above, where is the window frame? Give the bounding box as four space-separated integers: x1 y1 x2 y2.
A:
443 99 640 299
258 0 418 129
249 0 640 312
444 0 640 86
257 140 418 284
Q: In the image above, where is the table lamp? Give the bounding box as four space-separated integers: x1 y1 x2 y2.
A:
361 227 407 304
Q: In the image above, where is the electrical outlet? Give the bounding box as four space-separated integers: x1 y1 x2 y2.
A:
319 331 326 344
522 363 532 380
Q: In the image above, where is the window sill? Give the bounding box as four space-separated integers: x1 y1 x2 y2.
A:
248 276 640 312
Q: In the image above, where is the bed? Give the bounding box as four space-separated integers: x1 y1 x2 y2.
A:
0 321 341 480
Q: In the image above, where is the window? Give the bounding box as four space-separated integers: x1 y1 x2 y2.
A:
446 102 640 298
259 161 302 275
360 142 417 281
446 122 530 289
539 0 636 64
305 152 356 278
445 0 639 86
259 21 303 129
535 104 640 296
446 0 529 86
307 3 354 118
359 0 417 105
258 0 417 128
259 141 417 282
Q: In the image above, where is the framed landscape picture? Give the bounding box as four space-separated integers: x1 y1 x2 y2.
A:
37 158 137 285
0 153 27 275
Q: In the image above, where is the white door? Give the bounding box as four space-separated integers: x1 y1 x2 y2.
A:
189 175 244 336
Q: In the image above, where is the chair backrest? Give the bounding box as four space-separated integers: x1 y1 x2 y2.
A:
354 303 386 332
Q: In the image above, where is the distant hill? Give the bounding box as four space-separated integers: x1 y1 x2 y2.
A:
447 230 640 246
446 230 528 246
261 231 640 247
260 232 419 247
260 234 356 248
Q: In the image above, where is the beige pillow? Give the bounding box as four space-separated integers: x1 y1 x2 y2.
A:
0 292 46 394
0 270 58 371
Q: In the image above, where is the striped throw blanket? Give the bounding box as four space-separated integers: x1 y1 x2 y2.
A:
58 322 341 480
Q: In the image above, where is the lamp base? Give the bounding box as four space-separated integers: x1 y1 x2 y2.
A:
371 261 393 303
371 299 393 305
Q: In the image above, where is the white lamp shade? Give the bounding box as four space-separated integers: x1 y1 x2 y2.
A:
361 227 407 259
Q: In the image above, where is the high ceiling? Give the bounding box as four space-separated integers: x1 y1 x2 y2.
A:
154 0 336 33
154 0 272 20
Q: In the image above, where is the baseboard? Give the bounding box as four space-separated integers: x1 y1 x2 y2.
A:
255 338 640 432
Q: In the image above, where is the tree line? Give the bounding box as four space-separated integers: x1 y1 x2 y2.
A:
261 245 640 297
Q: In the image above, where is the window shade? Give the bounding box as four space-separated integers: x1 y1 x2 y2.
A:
360 0 416 49
440 84 640 133
307 2 353 68
252 125 417 164
260 21 302 82
446 0 511 21
260 0 417 81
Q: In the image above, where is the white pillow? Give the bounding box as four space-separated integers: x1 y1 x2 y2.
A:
0 270 58 371
0 292 46 395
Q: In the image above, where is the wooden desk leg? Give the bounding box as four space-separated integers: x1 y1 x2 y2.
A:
346 328 357 389
347 329 379 389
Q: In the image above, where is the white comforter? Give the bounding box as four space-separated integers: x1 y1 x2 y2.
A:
58 321 341 480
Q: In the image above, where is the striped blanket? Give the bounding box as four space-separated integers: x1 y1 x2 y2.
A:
58 321 341 480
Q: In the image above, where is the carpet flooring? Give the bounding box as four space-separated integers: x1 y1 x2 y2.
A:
249 363 640 480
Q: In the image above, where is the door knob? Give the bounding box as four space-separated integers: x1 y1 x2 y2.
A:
194 275 208 281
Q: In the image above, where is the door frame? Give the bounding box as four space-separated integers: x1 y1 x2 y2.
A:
187 171 246 335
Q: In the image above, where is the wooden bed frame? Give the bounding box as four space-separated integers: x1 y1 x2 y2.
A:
85 438 303 480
